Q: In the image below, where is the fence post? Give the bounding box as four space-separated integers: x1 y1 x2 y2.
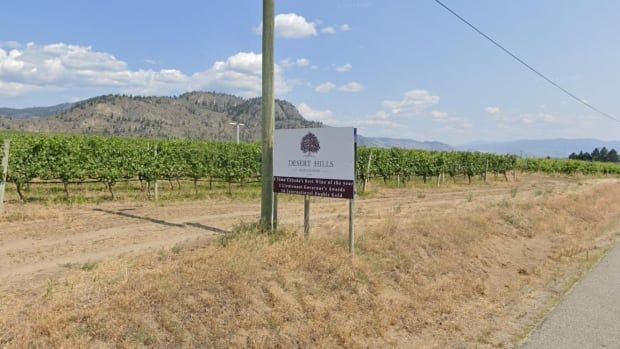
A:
154 145 159 201
0 140 10 214
363 151 373 192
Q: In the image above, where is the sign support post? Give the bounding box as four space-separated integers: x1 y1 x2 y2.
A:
304 195 310 238
350 133 357 256
0 140 10 214
273 192 278 230
349 197 355 256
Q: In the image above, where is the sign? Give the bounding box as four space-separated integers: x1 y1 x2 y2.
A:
273 127 356 199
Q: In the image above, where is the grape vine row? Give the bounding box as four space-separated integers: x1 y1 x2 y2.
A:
0 132 618 201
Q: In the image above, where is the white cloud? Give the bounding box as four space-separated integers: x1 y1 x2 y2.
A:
255 15 351 39
297 103 334 122
485 106 501 115
339 81 364 93
520 112 556 124
321 26 337 34
315 81 337 93
144 59 160 65
296 58 310 67
255 13 317 39
369 111 390 120
280 59 293 69
192 51 290 97
297 103 404 134
335 63 352 73
280 57 310 69
381 89 440 115
0 81 40 97
322 116 404 131
431 110 448 119
0 42 292 98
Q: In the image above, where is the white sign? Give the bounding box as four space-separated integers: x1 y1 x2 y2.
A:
273 127 356 199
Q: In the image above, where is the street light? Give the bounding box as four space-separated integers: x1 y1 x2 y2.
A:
229 122 245 144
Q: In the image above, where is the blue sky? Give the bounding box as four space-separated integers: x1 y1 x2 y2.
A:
1 0 619 144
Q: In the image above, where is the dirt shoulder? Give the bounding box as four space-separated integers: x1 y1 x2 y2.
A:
0 176 564 285
1 177 619 348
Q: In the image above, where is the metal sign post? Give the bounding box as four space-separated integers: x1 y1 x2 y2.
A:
0 140 10 214
349 133 357 255
349 197 355 256
304 195 310 238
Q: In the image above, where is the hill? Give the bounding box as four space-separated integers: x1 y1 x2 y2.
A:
0 92 454 150
0 103 74 119
0 92 322 141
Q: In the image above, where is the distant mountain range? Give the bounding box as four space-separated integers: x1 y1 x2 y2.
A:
460 139 620 158
1 93 618 157
0 103 73 119
357 136 452 151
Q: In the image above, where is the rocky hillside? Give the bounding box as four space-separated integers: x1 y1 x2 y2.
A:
0 92 322 141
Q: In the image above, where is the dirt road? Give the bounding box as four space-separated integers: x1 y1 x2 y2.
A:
0 177 590 287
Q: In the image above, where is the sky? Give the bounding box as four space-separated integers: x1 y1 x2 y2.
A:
0 0 619 144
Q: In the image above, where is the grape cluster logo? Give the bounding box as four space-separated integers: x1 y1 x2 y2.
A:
300 132 320 156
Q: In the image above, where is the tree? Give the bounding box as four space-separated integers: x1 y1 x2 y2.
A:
592 148 601 161
599 147 609 162
608 149 619 163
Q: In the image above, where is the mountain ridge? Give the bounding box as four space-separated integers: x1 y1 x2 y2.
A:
0 92 322 141
0 92 452 151
460 138 620 158
2 94 617 156
0 103 74 119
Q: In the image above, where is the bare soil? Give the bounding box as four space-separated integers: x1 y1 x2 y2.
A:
0 176 568 284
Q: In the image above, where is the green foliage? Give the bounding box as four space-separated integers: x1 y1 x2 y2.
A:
1 131 618 201
355 147 520 185
0 132 260 200
517 157 620 175
569 147 620 163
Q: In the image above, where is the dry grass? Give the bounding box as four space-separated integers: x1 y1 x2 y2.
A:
1 181 620 348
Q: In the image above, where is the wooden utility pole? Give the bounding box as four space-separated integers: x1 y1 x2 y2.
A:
0 140 10 214
260 0 275 229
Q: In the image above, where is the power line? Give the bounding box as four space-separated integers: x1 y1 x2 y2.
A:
432 0 620 123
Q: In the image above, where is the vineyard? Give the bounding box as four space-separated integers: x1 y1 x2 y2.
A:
1 132 619 201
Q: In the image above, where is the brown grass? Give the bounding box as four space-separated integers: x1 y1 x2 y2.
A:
1 181 620 348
